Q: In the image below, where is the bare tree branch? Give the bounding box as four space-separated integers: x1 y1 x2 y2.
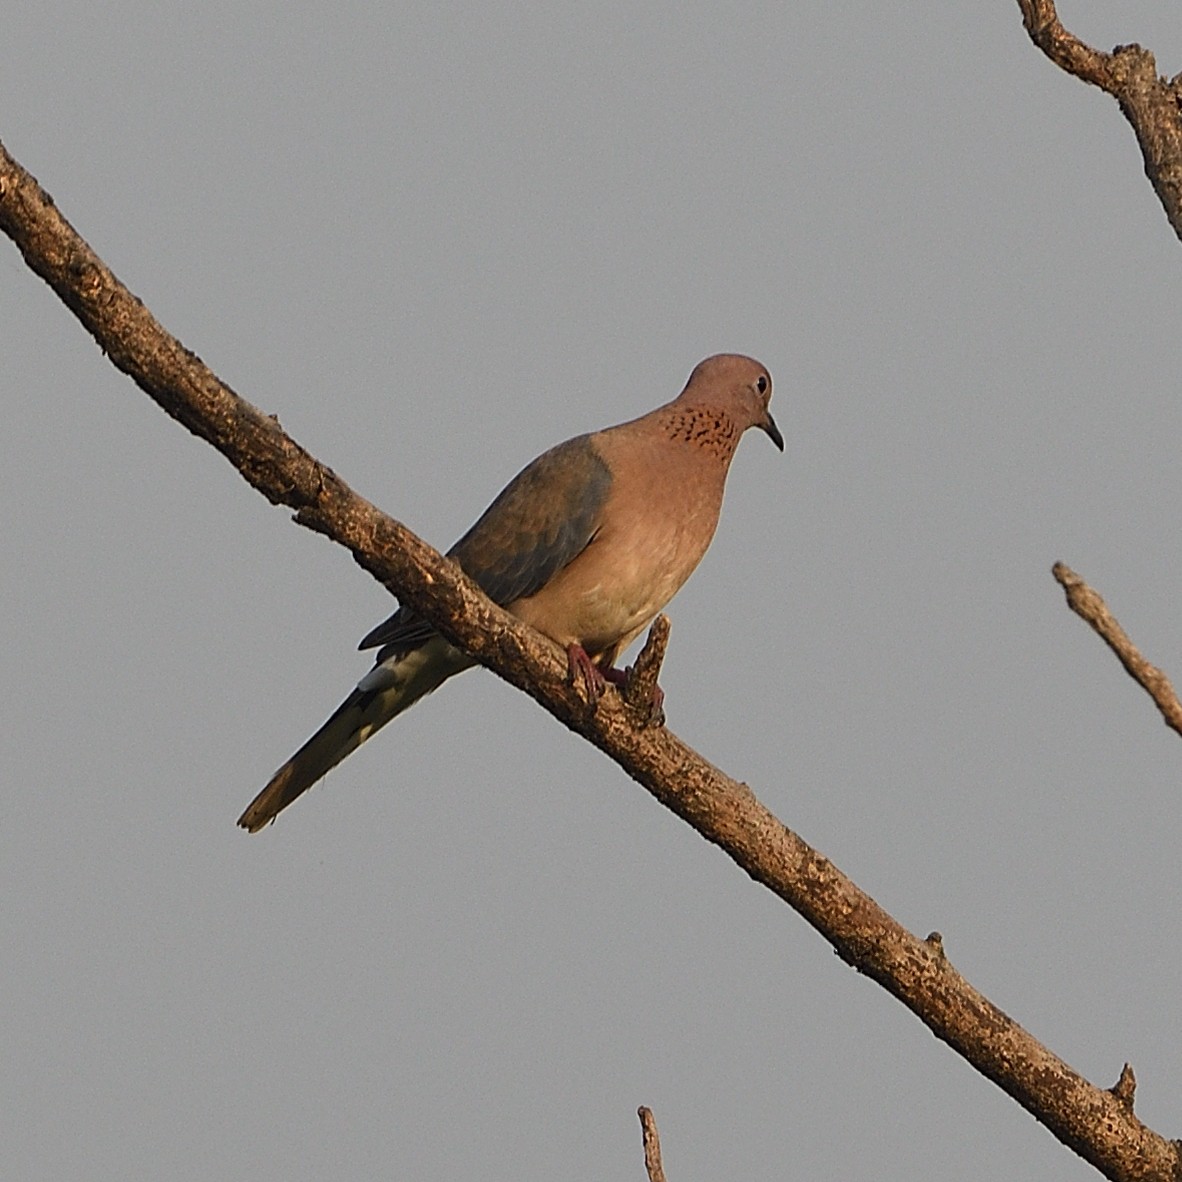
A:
638 1107 669 1182
1053 562 1182 737
1017 0 1182 240
3 139 1179 1180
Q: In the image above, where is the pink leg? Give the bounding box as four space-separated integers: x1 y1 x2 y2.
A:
566 644 607 704
574 652 666 724
566 646 666 724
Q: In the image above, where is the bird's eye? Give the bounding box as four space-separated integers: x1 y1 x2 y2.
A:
756 375 769 395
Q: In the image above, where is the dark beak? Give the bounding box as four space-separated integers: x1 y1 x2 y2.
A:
761 410 784 452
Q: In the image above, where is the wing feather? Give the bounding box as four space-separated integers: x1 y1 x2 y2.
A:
359 435 611 659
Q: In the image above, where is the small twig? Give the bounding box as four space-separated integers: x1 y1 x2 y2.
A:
624 614 670 724
1052 562 1182 737
1110 1064 1137 1111
637 1107 668 1182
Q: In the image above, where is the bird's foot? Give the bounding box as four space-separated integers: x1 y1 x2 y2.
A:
619 664 666 727
567 643 607 706
620 613 670 726
566 646 666 725
600 662 665 726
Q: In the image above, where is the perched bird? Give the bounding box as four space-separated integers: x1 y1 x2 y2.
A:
238 353 782 832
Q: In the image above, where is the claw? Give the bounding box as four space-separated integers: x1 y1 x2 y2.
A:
566 646 666 724
566 643 607 705
621 665 665 726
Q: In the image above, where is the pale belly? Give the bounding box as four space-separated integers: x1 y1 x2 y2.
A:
507 500 719 660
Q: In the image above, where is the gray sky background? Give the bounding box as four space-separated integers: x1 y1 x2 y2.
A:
5 3 1182 1178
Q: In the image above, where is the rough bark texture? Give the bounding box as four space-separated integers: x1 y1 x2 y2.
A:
1018 0 1182 241
3 138 1180 1180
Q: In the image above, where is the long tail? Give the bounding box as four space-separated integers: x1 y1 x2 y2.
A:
238 637 472 832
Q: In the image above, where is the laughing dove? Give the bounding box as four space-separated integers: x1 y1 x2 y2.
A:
238 353 782 832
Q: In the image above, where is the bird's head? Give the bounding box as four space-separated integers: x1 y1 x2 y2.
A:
681 354 783 451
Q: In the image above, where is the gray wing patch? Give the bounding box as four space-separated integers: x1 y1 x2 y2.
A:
359 435 611 658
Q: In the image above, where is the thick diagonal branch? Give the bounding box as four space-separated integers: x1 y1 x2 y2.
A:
2 140 1177 1181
